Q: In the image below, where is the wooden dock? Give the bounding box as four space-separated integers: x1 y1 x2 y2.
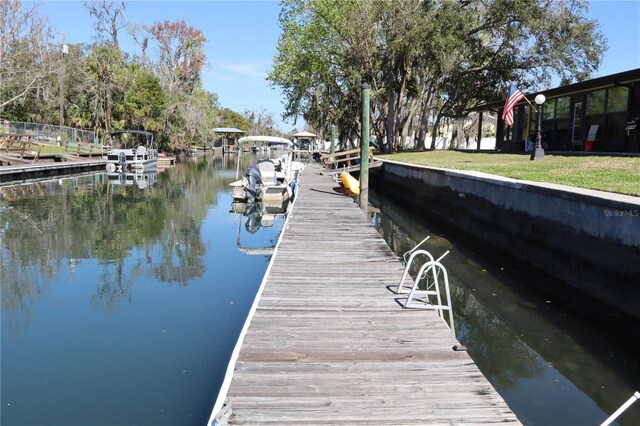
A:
211 164 521 425
0 159 106 183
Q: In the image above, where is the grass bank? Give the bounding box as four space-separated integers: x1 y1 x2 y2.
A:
378 151 640 197
39 144 66 155
38 144 106 155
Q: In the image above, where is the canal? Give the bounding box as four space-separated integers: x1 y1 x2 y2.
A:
1 155 638 425
368 189 640 426
1 153 285 426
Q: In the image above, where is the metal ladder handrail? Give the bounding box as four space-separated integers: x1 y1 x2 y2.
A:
397 248 450 294
397 236 431 291
401 260 455 336
600 391 640 426
402 235 430 264
397 249 434 293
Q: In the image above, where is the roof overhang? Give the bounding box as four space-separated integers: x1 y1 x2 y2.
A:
292 131 317 138
238 135 292 146
471 67 640 112
212 127 246 134
110 130 153 137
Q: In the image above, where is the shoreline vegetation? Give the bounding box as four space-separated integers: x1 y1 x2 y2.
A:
379 151 640 197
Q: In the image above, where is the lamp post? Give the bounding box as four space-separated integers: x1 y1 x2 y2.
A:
531 94 546 160
59 38 68 127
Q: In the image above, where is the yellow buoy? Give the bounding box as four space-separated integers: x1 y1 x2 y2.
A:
340 171 360 196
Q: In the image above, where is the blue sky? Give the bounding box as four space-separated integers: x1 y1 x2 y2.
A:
35 0 640 132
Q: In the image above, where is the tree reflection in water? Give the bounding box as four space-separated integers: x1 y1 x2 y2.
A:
93 259 134 312
1 159 224 320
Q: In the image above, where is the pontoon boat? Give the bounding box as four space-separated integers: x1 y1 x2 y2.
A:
105 130 157 173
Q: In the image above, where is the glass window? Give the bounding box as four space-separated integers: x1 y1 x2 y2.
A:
556 97 570 118
523 104 531 137
555 118 570 149
605 112 627 140
584 115 605 138
542 99 555 120
607 86 628 112
556 117 569 130
587 89 606 115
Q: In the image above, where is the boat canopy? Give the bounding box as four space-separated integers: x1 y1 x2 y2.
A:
212 127 245 134
238 135 293 146
110 130 154 138
109 130 154 148
291 131 317 138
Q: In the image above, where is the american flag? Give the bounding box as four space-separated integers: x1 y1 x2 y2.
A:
502 84 525 126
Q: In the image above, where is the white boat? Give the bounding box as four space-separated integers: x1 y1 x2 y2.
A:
105 130 157 173
230 136 304 204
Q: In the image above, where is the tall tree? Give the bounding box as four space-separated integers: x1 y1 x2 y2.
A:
0 0 53 111
244 108 281 135
121 64 165 132
270 0 606 152
375 0 424 152
427 0 606 149
83 0 127 50
147 20 206 95
217 107 251 130
85 46 124 132
269 0 378 144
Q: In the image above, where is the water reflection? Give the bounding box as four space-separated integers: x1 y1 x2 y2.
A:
106 170 158 189
230 199 290 256
369 191 640 426
1 154 282 425
1 164 220 317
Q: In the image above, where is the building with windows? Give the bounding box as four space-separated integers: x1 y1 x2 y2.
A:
479 68 640 153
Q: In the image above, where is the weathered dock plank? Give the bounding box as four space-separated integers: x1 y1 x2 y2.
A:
212 164 520 425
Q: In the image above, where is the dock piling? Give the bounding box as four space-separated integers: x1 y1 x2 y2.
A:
359 82 370 213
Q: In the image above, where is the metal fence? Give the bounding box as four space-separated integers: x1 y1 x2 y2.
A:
1 121 96 146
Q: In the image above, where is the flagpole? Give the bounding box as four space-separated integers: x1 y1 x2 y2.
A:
522 96 534 108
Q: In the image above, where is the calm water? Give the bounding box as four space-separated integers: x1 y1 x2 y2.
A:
368 190 640 426
3 157 639 426
1 153 285 425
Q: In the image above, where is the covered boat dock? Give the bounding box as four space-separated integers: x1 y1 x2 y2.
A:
213 128 246 153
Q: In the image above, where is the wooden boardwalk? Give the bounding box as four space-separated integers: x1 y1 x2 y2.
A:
212 164 520 425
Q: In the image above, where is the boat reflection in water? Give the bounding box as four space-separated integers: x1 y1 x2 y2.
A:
106 170 158 189
230 198 291 256
0 156 291 426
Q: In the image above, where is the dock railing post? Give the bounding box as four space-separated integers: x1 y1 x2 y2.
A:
360 83 370 213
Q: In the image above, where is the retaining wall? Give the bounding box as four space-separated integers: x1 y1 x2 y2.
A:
371 160 640 322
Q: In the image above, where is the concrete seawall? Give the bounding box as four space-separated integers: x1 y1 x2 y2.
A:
371 159 640 324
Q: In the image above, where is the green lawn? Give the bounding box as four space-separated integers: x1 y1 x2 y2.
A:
38 144 106 155
39 144 66 155
378 151 640 197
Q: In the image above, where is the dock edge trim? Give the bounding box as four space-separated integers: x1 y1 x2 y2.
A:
207 184 300 426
